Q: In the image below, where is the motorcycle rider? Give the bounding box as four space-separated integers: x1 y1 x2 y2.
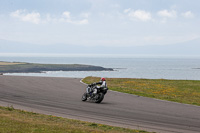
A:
93 77 107 94
87 77 107 96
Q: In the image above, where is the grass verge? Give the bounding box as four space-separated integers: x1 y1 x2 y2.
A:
0 106 150 133
82 77 200 106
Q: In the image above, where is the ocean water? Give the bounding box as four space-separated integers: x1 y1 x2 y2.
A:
1 56 200 80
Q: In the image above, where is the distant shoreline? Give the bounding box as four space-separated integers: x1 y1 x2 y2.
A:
0 61 113 73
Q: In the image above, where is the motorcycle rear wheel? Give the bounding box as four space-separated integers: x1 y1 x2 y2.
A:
94 92 104 103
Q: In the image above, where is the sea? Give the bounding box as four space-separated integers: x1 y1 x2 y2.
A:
1 55 200 80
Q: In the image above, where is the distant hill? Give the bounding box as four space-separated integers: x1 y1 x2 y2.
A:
136 38 200 55
1 38 200 56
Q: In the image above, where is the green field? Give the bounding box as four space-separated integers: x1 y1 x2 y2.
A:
0 61 113 73
0 106 150 133
82 77 200 106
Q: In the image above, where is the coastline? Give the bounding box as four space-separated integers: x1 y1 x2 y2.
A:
0 61 113 74
1 57 200 80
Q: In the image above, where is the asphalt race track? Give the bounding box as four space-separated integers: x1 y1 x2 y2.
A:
0 76 200 133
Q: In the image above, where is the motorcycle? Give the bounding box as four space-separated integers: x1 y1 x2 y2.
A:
81 83 108 103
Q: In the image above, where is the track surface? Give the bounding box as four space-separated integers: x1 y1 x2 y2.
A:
0 76 200 133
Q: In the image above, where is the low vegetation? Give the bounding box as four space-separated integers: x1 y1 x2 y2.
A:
82 77 200 106
0 61 26 65
0 61 113 73
0 106 150 133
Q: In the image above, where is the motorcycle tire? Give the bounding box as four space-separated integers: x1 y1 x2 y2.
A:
94 92 104 103
82 92 87 101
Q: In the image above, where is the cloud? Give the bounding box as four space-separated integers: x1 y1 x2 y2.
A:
10 10 41 24
61 11 89 25
10 10 89 25
63 11 71 19
181 11 194 18
123 8 131 13
157 10 177 18
124 9 152 21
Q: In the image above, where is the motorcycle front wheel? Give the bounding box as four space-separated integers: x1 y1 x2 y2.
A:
82 92 87 101
94 92 104 103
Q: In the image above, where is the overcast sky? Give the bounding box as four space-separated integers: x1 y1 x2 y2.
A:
0 0 200 56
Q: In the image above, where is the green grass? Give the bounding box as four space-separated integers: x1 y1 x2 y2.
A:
82 77 200 106
0 106 150 133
